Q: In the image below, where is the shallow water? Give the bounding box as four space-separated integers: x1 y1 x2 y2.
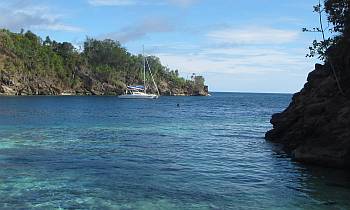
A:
0 93 349 209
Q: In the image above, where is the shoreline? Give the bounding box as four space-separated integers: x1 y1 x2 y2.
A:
0 93 210 97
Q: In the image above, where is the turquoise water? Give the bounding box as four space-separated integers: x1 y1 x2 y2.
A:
0 93 349 209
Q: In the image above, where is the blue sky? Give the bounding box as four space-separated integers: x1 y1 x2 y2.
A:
0 0 322 93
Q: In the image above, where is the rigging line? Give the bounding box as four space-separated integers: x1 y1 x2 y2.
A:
143 45 146 93
145 57 160 96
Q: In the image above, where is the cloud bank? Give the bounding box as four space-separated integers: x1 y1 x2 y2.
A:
0 2 82 32
207 26 299 45
101 17 174 43
88 0 198 7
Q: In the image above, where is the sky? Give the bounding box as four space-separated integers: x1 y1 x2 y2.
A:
0 0 323 93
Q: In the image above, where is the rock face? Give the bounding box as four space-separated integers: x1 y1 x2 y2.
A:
265 64 350 169
0 70 209 96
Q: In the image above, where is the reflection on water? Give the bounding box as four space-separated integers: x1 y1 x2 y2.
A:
0 93 349 209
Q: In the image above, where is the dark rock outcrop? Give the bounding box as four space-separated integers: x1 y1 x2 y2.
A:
0 70 209 96
265 64 350 169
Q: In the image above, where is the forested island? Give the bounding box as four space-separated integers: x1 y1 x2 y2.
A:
0 29 208 96
266 0 350 168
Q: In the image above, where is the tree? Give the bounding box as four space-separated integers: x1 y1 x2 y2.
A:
325 0 350 34
194 75 205 92
303 0 349 59
24 30 38 43
43 36 52 46
303 0 350 95
303 1 332 60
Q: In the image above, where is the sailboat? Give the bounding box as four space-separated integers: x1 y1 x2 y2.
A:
118 48 160 99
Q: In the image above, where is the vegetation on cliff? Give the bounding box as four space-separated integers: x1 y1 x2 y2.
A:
0 29 208 96
266 0 350 168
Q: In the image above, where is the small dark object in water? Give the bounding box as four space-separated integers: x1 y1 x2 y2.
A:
323 201 337 206
177 103 180 107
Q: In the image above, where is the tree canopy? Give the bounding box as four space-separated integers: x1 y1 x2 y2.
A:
325 0 350 34
305 0 350 60
0 29 206 95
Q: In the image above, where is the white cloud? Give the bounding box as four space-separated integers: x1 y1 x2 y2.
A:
144 24 311 92
88 0 198 7
154 45 313 92
0 3 83 32
34 24 83 32
101 17 174 43
207 26 299 45
88 0 138 6
168 0 198 7
156 47 309 76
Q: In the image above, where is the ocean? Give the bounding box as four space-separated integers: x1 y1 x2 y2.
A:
0 93 349 209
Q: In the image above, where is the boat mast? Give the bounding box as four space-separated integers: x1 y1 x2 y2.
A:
145 58 160 96
143 45 146 94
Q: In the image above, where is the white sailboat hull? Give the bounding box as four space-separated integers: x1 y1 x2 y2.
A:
118 93 159 99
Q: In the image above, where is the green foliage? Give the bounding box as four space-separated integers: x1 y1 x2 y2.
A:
325 0 350 34
0 29 201 93
304 0 349 60
193 75 205 92
306 38 334 60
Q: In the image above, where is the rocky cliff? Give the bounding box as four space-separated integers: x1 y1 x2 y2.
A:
0 69 209 96
265 63 350 168
265 0 350 169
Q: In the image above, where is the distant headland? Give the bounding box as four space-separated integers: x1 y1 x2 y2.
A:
0 29 208 96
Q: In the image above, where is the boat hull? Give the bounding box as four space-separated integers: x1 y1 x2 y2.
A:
118 94 159 99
